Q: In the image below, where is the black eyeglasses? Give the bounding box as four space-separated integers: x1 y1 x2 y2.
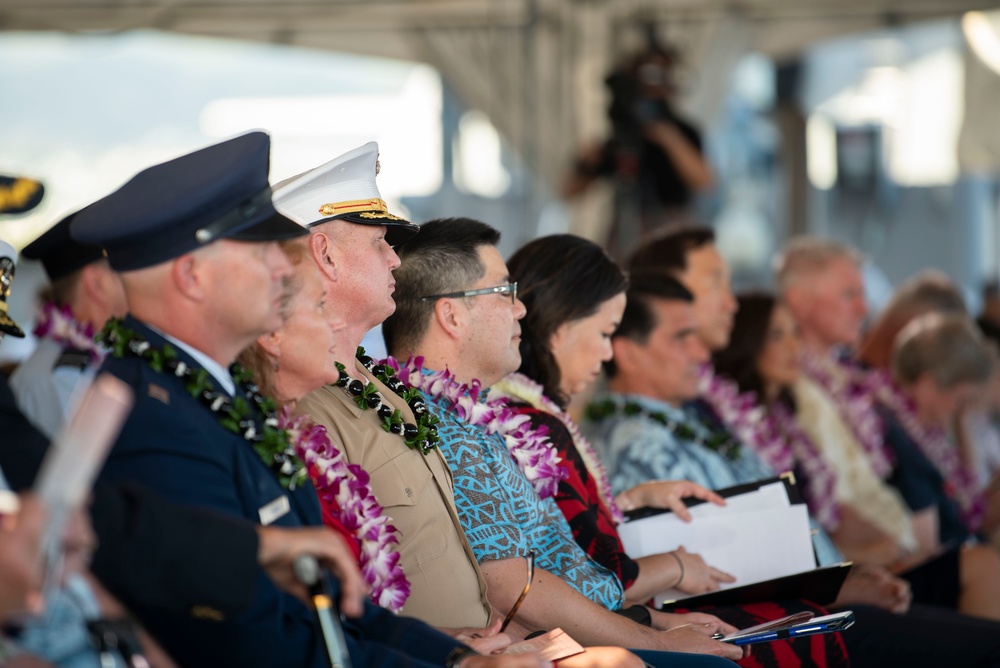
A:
420 282 518 305
499 549 534 633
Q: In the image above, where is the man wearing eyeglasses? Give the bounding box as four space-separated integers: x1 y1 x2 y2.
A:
383 218 742 666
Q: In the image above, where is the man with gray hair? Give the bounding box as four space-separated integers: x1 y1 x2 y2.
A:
774 237 867 355
774 238 918 550
275 144 498 636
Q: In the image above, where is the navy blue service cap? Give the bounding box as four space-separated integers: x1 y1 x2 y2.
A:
22 213 105 281
71 132 307 272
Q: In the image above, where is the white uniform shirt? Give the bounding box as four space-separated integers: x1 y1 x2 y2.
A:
10 338 91 439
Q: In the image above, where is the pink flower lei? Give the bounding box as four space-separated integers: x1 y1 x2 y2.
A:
280 408 411 613
800 350 895 478
490 372 624 524
384 357 568 501
699 367 842 532
32 302 106 364
864 369 986 532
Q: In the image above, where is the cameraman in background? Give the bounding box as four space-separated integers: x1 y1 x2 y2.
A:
564 45 713 255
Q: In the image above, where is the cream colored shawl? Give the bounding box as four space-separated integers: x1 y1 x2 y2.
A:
793 376 917 552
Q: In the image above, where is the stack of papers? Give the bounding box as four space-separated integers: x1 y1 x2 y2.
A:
618 480 819 607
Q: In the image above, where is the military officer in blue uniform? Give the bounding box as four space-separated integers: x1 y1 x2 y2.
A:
11 212 127 438
70 132 535 668
0 235 367 627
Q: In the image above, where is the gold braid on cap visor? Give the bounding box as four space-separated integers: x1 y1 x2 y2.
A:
318 198 389 217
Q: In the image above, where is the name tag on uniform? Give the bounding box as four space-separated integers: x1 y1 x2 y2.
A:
258 495 290 525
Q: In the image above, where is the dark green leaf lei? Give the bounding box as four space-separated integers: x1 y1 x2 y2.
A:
98 318 308 489
585 398 742 461
332 347 440 455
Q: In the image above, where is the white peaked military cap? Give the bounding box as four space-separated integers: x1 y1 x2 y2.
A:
272 141 419 246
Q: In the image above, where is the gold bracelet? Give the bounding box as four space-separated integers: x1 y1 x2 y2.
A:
668 550 685 588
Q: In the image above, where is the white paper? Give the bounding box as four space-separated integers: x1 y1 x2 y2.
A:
33 373 133 589
619 496 817 606
685 481 790 520
504 628 585 662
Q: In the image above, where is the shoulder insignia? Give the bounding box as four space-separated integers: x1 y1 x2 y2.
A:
147 383 170 404
53 349 90 371
190 605 225 621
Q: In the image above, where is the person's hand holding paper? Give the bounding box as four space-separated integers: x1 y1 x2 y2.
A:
668 546 737 594
614 480 725 520
32 374 133 610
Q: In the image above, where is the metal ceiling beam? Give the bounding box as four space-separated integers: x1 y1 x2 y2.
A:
0 0 532 33
2 0 993 34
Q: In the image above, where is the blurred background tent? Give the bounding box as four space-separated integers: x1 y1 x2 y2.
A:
2 0 1000 357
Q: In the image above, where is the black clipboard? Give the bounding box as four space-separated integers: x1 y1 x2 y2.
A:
624 472 803 523
659 562 853 610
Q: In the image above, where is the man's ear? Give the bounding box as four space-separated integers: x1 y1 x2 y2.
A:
171 254 205 302
309 231 338 283
77 263 103 304
611 336 641 377
784 285 808 320
78 263 125 318
433 299 464 341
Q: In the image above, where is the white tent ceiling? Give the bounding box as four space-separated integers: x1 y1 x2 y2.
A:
2 0 993 187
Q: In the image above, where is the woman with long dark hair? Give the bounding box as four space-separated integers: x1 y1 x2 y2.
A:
492 235 848 668
495 235 732 600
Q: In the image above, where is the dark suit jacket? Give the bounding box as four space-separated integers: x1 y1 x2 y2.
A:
0 372 48 488
0 372 260 617
97 316 464 668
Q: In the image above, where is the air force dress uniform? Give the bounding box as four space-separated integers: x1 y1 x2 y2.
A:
72 133 470 668
10 214 106 438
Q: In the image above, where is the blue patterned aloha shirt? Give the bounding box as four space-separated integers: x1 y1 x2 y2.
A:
425 391 625 611
586 393 774 494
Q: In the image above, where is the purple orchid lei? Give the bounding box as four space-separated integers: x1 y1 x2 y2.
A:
699 367 842 532
800 350 895 479
384 357 568 501
280 407 411 613
864 369 986 533
491 372 624 524
32 302 106 364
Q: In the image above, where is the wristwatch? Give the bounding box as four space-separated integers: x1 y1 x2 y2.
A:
445 646 480 667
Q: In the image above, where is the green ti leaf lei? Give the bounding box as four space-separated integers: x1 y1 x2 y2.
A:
585 397 742 461
333 347 440 455
98 318 308 489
